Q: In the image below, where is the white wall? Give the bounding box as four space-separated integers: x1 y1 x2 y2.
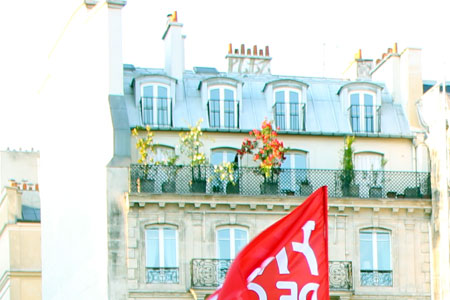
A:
39 2 124 299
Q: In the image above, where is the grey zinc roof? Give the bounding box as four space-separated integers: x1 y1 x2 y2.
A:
122 66 412 137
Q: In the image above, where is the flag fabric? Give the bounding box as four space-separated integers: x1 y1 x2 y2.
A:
208 186 329 300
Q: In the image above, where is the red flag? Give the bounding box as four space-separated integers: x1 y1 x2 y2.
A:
208 186 329 300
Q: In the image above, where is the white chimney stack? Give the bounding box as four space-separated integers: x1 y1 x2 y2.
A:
162 11 185 80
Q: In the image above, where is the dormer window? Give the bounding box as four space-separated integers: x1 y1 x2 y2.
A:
208 86 237 128
141 84 171 126
274 88 302 131
199 77 242 129
262 79 308 132
337 82 383 134
134 74 176 128
349 92 378 133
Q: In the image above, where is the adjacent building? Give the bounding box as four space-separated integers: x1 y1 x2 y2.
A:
0 150 41 300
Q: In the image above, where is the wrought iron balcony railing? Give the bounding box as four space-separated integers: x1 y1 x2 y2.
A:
191 259 353 291
130 164 431 199
360 270 392 286
146 267 179 284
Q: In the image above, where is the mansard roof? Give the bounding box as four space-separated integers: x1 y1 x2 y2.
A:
122 66 412 137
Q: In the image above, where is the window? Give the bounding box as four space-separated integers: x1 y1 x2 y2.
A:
141 84 171 126
349 92 379 133
217 228 248 260
216 227 248 284
210 149 238 193
145 226 178 283
360 229 392 286
280 151 307 195
355 152 385 197
274 88 304 131
208 87 238 128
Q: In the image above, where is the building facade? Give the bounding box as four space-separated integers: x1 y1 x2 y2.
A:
104 11 433 300
0 150 41 300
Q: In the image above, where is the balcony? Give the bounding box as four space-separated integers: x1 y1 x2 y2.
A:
130 164 431 199
191 259 353 291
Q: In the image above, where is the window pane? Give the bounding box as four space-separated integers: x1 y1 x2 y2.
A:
146 229 160 267
234 229 247 256
275 91 285 103
360 232 373 270
210 99 220 127
211 152 223 165
164 228 177 267
210 89 220 100
275 91 286 130
158 86 168 98
377 232 391 271
218 229 231 259
224 98 234 128
143 85 153 97
224 89 234 100
364 94 373 106
350 94 359 105
289 91 299 103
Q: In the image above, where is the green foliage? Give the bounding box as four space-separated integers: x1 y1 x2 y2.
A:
340 136 355 189
132 125 154 164
179 119 207 167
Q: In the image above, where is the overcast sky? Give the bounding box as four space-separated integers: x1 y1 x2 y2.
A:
1 0 449 150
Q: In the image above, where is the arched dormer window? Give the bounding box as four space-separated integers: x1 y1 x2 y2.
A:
134 75 177 127
337 82 383 133
263 79 308 131
198 77 242 129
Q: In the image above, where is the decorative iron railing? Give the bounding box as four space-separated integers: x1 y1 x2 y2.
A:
146 267 179 284
130 164 431 199
360 270 392 286
191 259 353 291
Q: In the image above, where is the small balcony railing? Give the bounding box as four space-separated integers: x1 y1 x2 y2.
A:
130 164 431 199
191 259 353 291
360 270 392 286
146 267 179 284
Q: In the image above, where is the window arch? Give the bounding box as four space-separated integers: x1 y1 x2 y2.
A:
145 224 179 283
274 87 303 131
216 226 248 260
359 228 392 286
208 85 238 128
349 91 377 133
141 83 171 127
280 151 308 195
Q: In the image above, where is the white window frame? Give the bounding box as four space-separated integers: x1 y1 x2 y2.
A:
141 83 171 127
208 85 238 129
216 227 248 260
280 151 308 194
145 226 179 269
349 91 377 133
359 229 392 286
273 87 302 131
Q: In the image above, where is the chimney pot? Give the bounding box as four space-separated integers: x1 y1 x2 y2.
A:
388 48 392 54
265 46 269 57
234 49 239 54
240 44 245 55
247 48 251 55
228 43 232 54
259 49 263 56
253 45 257 55
394 42 398 53
376 59 381 64
382 53 387 59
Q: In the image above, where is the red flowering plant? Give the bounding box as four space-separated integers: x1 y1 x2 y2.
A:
237 120 288 183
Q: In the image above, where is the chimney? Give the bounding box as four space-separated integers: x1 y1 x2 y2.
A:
162 11 185 80
371 43 402 105
342 49 373 81
226 43 271 74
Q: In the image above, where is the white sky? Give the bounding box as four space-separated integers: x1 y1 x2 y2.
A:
1 0 450 150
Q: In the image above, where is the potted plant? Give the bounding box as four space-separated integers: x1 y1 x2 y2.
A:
299 178 313 196
340 136 359 197
212 161 239 194
237 120 287 195
156 154 179 193
132 125 156 193
180 119 207 193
